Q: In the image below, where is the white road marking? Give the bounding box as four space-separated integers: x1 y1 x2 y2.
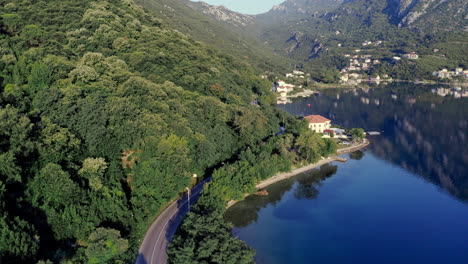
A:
149 187 205 264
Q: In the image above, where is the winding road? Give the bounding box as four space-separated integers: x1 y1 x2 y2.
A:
135 178 210 264
135 139 370 264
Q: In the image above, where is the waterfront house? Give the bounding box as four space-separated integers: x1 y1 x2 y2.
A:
349 73 361 79
341 74 349 82
370 75 381 84
305 115 331 133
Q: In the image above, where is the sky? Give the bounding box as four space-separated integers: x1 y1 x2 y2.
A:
192 0 285 15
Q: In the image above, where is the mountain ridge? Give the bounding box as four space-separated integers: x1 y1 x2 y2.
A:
186 1 255 27
134 0 290 72
178 0 466 82
249 0 467 81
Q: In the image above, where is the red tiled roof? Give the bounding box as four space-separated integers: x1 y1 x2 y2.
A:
304 115 331 123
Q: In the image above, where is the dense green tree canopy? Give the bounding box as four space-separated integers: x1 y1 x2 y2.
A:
85 228 128 264
0 0 340 263
169 116 337 262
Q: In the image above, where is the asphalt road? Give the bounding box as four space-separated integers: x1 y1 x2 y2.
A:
135 178 210 264
134 140 369 264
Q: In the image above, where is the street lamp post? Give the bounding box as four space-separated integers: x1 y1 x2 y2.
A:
185 187 190 213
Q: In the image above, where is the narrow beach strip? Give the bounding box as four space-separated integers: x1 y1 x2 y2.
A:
227 139 370 208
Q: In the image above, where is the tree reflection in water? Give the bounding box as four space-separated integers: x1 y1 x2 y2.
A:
225 164 338 227
278 83 468 202
349 150 365 160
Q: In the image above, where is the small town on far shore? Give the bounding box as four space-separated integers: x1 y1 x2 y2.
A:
264 66 468 105
260 37 468 104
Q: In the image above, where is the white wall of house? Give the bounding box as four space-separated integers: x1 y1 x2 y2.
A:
308 121 331 133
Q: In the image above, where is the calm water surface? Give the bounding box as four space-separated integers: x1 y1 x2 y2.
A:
225 84 468 264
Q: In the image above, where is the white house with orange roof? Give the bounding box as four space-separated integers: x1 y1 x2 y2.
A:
305 115 331 133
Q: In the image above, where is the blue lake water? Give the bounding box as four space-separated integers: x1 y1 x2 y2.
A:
225 84 468 264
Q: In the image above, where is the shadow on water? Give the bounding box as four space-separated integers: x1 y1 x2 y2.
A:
294 164 338 200
278 83 468 202
225 164 338 227
349 150 365 160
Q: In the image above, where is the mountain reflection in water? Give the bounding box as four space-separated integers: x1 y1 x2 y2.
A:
225 84 468 264
278 83 467 201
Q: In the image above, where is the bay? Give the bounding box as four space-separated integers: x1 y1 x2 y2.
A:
225 84 468 264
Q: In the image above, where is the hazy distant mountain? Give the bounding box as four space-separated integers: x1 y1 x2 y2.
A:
395 0 467 31
134 0 289 71
258 0 466 32
257 0 467 64
258 0 346 23
186 1 255 28
137 0 466 79
323 0 467 32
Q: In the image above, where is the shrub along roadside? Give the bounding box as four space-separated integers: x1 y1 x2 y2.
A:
168 118 337 263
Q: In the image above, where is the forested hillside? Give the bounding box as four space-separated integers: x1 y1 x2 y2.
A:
167 118 337 263
0 0 289 262
255 0 468 81
2 0 464 262
133 0 289 72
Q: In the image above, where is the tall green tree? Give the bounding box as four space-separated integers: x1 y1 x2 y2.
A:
85 228 128 264
349 128 366 142
168 210 255 264
78 157 108 191
295 131 326 163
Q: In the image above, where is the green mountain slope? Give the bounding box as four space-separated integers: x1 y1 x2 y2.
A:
0 0 285 262
256 0 467 81
133 0 290 72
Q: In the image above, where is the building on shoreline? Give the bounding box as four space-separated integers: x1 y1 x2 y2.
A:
432 68 467 80
305 115 331 133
